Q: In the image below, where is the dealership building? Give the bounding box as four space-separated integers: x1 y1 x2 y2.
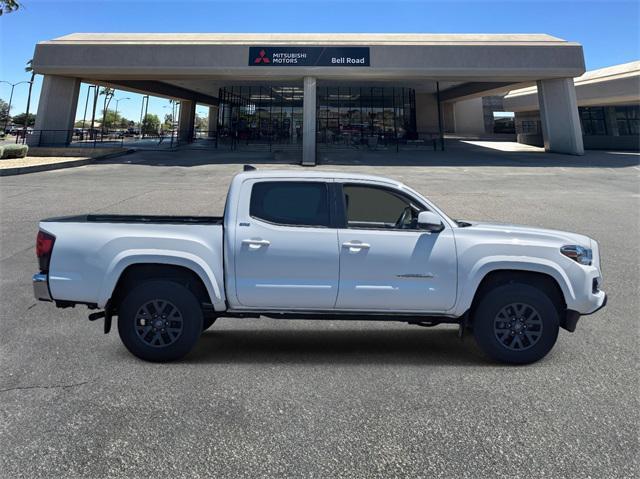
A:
505 61 639 151
31 33 589 164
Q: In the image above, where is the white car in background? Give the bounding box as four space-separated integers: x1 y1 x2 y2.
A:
33 167 606 364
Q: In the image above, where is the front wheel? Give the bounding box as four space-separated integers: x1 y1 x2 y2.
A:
473 283 560 364
118 280 203 362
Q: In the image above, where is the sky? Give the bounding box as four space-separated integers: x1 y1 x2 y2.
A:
0 0 638 123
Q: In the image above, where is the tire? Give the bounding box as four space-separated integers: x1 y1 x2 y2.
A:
473 283 560 364
202 317 217 331
118 280 203 362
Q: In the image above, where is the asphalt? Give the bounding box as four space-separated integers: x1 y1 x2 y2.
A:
1 144 638 478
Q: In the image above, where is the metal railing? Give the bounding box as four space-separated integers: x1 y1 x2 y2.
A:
6 128 444 152
196 129 444 152
11 129 181 150
317 131 443 152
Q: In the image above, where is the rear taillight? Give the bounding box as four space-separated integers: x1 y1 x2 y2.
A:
36 230 55 272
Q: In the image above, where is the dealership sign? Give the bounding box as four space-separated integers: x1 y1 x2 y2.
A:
249 47 370 67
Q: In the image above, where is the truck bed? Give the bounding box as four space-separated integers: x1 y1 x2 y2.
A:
40 214 225 309
43 214 224 225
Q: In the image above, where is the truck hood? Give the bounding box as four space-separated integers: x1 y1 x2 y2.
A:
461 221 593 248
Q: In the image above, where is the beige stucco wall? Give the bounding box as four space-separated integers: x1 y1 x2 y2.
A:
504 61 640 111
33 33 586 83
452 97 485 134
415 93 439 133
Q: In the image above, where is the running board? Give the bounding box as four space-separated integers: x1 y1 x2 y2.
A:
223 309 461 324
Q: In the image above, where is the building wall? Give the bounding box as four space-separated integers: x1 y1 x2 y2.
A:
443 103 455 133
482 96 506 133
415 93 439 133
515 105 639 151
452 97 485 134
514 111 544 146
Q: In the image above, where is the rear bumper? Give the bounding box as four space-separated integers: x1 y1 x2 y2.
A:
33 273 52 301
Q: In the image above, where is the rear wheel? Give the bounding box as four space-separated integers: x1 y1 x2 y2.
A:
473 283 559 364
118 280 203 362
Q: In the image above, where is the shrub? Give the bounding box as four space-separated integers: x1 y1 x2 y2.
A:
0 146 3 158
1 144 29 159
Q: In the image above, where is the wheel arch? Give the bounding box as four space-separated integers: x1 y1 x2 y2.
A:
456 257 577 319
468 269 567 321
99 253 224 311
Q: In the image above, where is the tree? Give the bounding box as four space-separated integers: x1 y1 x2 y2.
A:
195 114 208 131
141 113 160 135
11 112 35 127
163 113 173 131
99 87 115 132
101 109 123 129
0 0 21 15
23 59 36 134
0 99 9 125
119 117 131 129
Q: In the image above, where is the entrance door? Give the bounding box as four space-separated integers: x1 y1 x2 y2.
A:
335 184 457 312
234 179 339 309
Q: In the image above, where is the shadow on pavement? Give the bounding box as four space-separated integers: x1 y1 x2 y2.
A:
186 327 489 366
319 141 640 168
97 140 640 169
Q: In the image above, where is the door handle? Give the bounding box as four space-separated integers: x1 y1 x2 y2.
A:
342 241 370 249
242 239 271 248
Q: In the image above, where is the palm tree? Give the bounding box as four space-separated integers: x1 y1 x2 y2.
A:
22 59 35 141
99 87 115 133
0 0 21 15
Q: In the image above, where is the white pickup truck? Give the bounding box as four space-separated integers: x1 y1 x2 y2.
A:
33 168 606 364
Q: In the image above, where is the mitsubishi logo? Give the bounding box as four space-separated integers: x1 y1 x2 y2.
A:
254 49 271 64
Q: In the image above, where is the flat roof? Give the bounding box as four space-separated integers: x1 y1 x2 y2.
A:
44 32 576 46
503 61 640 110
32 32 586 98
506 60 640 98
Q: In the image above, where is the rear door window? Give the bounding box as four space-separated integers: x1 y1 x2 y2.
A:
250 181 330 227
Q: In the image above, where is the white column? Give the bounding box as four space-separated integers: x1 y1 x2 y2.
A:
302 76 317 166
178 100 196 142
537 78 584 155
30 75 81 146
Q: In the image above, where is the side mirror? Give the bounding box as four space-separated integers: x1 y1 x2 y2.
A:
417 211 444 232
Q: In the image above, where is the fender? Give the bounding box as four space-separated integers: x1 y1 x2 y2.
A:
452 256 577 316
97 249 225 309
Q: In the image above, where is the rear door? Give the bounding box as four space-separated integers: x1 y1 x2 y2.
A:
234 179 340 309
335 183 457 312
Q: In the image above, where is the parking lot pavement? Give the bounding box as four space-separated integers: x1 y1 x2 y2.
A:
0 151 638 478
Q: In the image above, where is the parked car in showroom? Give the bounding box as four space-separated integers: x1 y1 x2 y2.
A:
33 168 606 363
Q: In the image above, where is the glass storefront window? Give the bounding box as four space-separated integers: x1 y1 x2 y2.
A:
218 85 418 147
316 86 417 146
615 105 639 136
579 107 607 136
218 86 303 145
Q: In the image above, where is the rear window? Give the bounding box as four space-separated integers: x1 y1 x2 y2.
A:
250 181 330 227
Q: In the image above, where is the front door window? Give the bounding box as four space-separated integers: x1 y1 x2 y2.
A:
343 184 420 230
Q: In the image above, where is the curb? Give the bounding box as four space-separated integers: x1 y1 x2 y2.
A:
0 149 135 176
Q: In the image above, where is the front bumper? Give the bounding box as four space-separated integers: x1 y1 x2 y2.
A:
33 273 52 301
564 293 607 332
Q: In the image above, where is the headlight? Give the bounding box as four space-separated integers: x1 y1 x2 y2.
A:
561 245 592 265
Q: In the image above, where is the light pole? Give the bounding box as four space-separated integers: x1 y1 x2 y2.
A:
113 97 130 130
0 80 32 133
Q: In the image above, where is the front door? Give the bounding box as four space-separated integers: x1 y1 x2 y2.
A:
335 183 457 312
234 179 339 309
